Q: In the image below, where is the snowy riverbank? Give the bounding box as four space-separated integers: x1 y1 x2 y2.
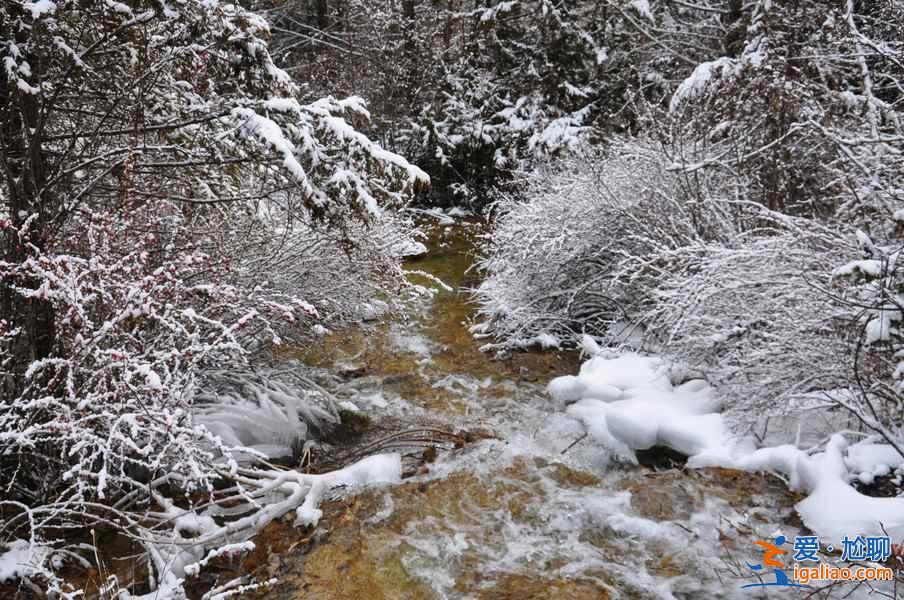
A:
550 341 904 546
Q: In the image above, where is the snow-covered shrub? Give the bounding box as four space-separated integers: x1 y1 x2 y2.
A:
829 225 904 455
476 139 898 436
637 217 852 415
0 1 425 595
473 138 747 351
0 202 411 594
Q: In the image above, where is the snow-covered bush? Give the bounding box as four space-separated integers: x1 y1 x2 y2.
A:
477 0 904 446
829 225 904 455
1 1 425 596
473 138 748 351
637 217 852 415
0 200 411 596
475 140 899 437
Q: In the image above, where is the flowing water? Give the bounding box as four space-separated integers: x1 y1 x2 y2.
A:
245 219 804 600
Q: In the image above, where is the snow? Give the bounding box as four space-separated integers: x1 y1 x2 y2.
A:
262 97 302 113
136 363 163 389
578 353 670 391
533 332 560 349
230 107 312 192
669 57 737 112
393 238 428 258
547 375 586 404
23 1 56 20
105 1 134 16
476 1 516 22
556 351 904 546
0 540 50 583
833 259 884 278
718 437 904 545
864 307 900 344
16 79 40 95
529 112 589 154
184 542 256 577
309 102 429 190
845 440 904 484
579 333 602 357
630 0 653 21
556 353 723 460
295 453 401 527
360 299 390 321
731 440 904 544
338 400 360 412
794 436 904 544
337 95 372 120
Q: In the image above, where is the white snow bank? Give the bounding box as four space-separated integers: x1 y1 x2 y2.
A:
692 436 904 544
553 351 904 545
796 436 904 543
846 440 904 484
552 353 722 459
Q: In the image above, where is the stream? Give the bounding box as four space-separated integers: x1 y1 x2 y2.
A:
245 219 804 600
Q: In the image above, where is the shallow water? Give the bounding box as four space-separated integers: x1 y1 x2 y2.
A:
249 220 814 599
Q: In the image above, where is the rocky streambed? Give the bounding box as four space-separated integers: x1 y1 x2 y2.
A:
235 219 806 600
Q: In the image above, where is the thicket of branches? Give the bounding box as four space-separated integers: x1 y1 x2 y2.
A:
1 1 426 596
255 0 620 205
474 1 903 447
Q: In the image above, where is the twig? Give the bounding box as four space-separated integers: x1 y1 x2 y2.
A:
561 432 588 455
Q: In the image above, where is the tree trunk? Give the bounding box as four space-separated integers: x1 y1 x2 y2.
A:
1 10 57 397
316 0 329 31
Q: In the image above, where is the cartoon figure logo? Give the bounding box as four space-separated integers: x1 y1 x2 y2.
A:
742 535 810 590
